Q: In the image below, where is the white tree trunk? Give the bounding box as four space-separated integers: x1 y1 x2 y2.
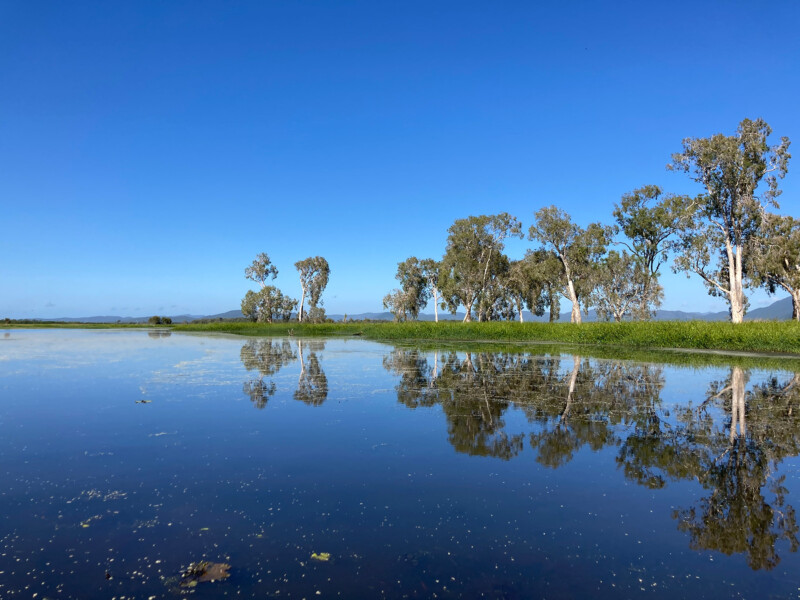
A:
463 294 474 322
561 355 580 422
298 288 306 323
729 291 745 324
729 366 746 443
432 289 439 323
518 299 524 323
725 241 746 324
792 290 800 322
566 279 581 324
297 339 305 381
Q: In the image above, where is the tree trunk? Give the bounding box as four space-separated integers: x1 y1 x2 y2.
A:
298 288 306 322
726 242 746 324
463 294 474 322
297 339 305 382
729 289 745 324
432 289 439 323
792 290 800 322
561 355 580 423
729 366 747 443
518 299 524 323
549 293 558 323
566 279 581 324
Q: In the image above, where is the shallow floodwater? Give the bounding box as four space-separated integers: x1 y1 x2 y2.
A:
2 329 800 599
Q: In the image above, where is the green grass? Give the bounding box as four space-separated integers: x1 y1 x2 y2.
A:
172 320 800 356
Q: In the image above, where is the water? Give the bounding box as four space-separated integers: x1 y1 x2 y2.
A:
1 329 800 598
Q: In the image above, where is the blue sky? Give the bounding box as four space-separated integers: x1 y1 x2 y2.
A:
1 1 798 318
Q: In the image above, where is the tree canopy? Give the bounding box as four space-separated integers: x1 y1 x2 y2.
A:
295 256 330 323
669 118 791 323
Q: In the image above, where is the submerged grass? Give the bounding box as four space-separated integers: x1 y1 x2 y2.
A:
174 320 800 356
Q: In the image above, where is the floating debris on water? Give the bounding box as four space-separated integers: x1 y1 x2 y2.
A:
179 561 231 587
310 552 331 562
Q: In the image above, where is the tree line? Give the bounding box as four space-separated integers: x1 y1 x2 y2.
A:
241 254 330 323
384 118 796 323
231 334 800 570
384 347 800 570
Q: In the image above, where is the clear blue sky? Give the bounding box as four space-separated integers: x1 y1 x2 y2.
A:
1 0 798 318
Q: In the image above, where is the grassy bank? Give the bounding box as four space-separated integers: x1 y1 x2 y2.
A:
173 320 800 355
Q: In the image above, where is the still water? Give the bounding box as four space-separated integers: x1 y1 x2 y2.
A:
1 329 800 598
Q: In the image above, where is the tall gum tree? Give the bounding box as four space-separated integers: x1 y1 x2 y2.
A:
439 213 522 322
382 257 431 321
396 257 431 320
590 250 663 321
245 253 279 289
294 256 330 323
419 258 441 322
612 185 690 309
528 207 611 324
506 254 547 322
750 214 800 320
669 118 791 323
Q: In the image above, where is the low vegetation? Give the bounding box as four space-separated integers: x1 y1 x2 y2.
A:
174 320 800 355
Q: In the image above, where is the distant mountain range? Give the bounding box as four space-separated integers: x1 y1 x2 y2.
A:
31 296 795 324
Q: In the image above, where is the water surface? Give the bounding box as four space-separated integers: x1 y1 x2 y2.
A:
1 329 800 598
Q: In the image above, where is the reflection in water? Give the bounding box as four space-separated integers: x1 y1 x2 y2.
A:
670 368 800 570
147 330 172 339
294 339 328 406
382 348 800 570
240 338 328 408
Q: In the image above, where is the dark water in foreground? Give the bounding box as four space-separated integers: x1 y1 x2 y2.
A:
1 329 800 599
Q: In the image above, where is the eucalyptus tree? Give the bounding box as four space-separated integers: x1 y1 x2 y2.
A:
382 256 431 322
528 249 564 322
241 287 298 323
475 252 513 321
506 255 546 322
591 250 663 321
439 213 522 322
612 185 689 315
242 252 297 322
419 258 442 322
613 186 688 278
245 252 279 287
294 256 330 323
382 289 412 322
750 214 800 320
396 257 431 320
528 206 611 324
669 118 791 323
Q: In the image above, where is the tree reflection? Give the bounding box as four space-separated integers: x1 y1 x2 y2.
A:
294 339 328 406
384 349 528 459
382 347 800 569
240 339 297 409
671 368 800 570
147 330 172 338
240 338 329 408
